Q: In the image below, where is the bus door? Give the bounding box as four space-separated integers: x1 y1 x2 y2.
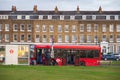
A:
66 49 75 65
54 49 65 65
66 50 70 64
62 50 67 65
36 49 42 64
74 50 80 66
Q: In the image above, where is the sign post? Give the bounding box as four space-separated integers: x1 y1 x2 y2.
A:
51 36 54 58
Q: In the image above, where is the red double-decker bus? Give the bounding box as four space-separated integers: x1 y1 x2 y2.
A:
31 44 101 66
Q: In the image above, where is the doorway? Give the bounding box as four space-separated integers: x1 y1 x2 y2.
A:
36 49 42 64
66 50 76 65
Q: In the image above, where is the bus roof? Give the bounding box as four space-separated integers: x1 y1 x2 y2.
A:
35 45 101 50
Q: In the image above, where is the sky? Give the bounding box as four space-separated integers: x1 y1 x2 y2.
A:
0 0 120 11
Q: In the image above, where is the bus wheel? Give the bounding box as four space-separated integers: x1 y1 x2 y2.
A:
80 61 85 66
116 58 119 61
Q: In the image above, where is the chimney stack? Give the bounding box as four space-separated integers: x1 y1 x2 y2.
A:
33 5 38 13
12 5 17 12
98 6 102 13
77 6 80 13
54 6 58 13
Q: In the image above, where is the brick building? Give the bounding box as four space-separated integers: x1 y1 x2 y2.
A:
0 5 120 53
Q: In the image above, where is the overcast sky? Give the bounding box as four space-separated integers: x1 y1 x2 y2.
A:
0 0 120 11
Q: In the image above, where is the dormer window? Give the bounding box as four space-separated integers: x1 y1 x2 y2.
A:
64 16 70 20
0 15 8 19
22 16 25 19
43 15 48 19
96 16 106 20
70 16 75 20
110 16 115 20
48 15 52 19
115 15 118 20
119 15 120 20
25 15 30 19
86 16 92 20
82 15 86 20
17 15 22 19
52 15 60 20
60 15 64 20
39 15 43 20
75 16 82 20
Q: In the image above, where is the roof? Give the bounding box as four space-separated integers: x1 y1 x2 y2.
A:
35 45 101 50
0 10 120 15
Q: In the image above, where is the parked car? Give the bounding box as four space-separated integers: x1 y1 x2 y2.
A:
102 54 115 60
114 53 120 61
102 53 120 61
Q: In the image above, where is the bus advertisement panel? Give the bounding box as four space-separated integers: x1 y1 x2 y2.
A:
18 45 29 65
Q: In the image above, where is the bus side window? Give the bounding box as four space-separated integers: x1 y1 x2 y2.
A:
87 50 94 58
80 50 86 58
94 50 99 58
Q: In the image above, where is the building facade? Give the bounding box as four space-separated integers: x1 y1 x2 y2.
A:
0 5 120 54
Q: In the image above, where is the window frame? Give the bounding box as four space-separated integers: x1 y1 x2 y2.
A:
116 25 120 32
65 35 69 43
27 24 32 32
13 24 18 31
20 24 25 31
102 24 106 32
65 25 69 32
58 34 62 42
5 24 9 31
72 25 76 32
80 24 84 32
35 34 40 42
5 34 9 42
0 24 2 31
80 34 84 43
49 25 54 32
58 25 62 32
20 34 25 42
42 25 47 32
42 35 47 42
109 24 114 32
87 24 91 32
13 34 18 42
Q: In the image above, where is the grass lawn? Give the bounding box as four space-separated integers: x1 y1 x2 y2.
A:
0 65 120 80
